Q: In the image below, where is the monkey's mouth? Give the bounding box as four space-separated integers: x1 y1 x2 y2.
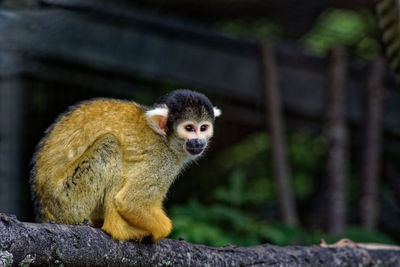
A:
186 147 204 155
185 139 206 155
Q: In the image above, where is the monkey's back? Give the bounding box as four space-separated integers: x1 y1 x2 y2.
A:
31 99 163 222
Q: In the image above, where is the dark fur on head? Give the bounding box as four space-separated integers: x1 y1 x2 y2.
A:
156 89 215 131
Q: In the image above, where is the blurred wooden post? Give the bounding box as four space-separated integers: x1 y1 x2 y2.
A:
360 56 385 230
0 54 25 218
259 43 298 226
384 163 400 204
325 48 348 235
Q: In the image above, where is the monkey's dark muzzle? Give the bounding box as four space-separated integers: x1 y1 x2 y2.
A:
186 139 206 155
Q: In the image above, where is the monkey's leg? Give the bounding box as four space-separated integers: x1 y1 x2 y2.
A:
52 133 149 241
114 185 172 242
49 133 124 225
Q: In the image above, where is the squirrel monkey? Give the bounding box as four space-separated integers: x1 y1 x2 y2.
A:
30 89 221 242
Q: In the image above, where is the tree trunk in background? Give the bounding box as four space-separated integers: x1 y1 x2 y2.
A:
325 48 348 235
360 56 385 230
260 43 298 226
384 163 400 204
0 54 25 219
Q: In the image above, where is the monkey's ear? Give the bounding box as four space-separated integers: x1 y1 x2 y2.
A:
213 107 222 118
145 105 169 136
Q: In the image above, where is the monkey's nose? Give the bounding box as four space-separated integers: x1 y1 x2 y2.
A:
186 139 206 155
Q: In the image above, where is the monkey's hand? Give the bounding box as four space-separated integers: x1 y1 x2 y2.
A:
102 202 150 241
114 193 172 242
147 207 172 242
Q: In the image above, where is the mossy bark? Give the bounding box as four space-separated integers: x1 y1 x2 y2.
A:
0 213 399 266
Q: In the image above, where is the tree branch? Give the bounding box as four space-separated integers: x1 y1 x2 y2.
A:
0 213 399 266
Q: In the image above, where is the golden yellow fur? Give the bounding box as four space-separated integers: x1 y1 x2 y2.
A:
31 99 182 242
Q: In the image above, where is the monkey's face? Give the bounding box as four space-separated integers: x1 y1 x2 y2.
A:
145 90 221 162
175 120 214 157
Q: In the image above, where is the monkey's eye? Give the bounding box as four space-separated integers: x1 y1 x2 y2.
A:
185 125 195 132
200 125 208 132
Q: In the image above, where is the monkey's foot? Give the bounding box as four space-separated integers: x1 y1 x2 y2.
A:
102 214 149 241
150 211 172 242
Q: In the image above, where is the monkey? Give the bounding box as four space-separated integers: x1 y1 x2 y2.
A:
30 89 221 242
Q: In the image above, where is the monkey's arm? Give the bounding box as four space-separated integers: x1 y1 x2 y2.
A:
82 136 152 242
114 173 173 242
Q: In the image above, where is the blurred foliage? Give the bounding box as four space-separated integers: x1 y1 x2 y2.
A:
301 8 381 60
216 19 283 41
216 8 381 61
169 130 397 247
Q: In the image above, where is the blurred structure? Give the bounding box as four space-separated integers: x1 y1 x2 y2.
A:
0 0 399 242
376 0 400 82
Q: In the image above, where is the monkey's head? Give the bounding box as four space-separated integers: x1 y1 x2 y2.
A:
145 89 221 161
